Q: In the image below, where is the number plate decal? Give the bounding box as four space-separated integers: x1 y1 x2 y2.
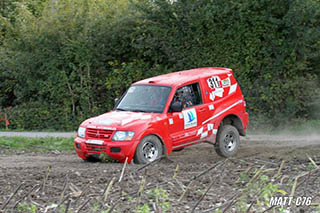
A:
86 140 104 145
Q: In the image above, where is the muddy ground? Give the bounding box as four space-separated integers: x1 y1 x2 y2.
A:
0 135 319 212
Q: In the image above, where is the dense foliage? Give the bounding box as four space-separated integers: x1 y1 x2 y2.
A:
0 0 319 130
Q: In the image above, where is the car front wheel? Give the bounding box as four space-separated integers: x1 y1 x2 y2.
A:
134 135 163 164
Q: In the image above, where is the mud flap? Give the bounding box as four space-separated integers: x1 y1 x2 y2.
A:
205 134 216 145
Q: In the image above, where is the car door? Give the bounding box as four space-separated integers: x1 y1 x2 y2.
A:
167 82 209 148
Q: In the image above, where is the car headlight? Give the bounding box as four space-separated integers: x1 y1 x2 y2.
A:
112 131 135 141
77 127 86 138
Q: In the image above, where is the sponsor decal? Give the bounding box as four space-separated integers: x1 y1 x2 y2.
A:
209 88 224 101
132 113 143 119
208 123 214 130
221 78 231 87
200 131 208 139
169 118 174 125
197 127 203 135
183 108 197 129
141 115 151 119
229 83 237 94
95 119 114 125
88 125 116 130
122 118 133 126
196 124 214 139
209 93 215 101
98 126 116 130
214 88 224 97
120 113 150 125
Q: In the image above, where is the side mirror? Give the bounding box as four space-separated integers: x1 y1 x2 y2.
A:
170 102 183 112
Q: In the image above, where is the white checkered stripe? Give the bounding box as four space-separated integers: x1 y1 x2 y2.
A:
196 123 218 139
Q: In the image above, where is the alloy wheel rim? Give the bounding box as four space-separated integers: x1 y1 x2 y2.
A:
223 132 237 152
142 141 158 161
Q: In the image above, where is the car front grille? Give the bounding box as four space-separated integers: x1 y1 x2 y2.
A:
87 128 113 140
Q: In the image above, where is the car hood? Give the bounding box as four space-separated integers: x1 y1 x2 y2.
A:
82 111 158 129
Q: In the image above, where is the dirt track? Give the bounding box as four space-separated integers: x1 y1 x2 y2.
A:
1 134 319 169
0 135 319 212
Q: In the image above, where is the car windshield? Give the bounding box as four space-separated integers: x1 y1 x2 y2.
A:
115 85 171 113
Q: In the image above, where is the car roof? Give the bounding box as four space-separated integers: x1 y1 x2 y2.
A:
134 67 232 87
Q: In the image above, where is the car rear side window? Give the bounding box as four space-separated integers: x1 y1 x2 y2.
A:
171 83 203 109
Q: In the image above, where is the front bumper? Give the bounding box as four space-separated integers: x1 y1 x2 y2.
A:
74 137 137 163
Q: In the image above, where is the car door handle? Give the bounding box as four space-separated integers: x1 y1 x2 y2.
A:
199 108 206 112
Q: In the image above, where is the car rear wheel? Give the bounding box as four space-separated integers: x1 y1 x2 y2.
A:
134 135 163 164
215 125 240 157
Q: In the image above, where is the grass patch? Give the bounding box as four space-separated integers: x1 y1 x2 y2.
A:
0 128 72 132
0 136 74 152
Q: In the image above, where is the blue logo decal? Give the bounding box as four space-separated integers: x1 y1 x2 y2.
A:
187 111 195 123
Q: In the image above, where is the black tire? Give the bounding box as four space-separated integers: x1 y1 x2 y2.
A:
215 125 240 157
83 155 100 163
134 135 163 164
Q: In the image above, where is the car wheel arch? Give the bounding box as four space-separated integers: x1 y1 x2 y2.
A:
149 134 168 157
216 114 245 136
133 134 166 164
132 132 168 159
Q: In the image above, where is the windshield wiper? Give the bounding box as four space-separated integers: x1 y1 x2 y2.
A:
115 108 127 111
131 109 149 113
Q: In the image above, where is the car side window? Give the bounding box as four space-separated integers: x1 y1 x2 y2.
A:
170 83 203 110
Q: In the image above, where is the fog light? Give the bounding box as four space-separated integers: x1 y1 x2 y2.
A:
76 143 81 150
110 147 121 153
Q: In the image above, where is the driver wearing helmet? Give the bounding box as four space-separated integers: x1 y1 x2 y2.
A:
173 88 193 109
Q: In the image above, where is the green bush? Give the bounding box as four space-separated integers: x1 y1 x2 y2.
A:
131 0 320 126
0 0 319 130
0 0 133 130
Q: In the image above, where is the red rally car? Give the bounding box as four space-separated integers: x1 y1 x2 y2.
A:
74 67 249 164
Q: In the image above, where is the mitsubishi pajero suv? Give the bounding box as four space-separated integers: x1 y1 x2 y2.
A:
74 67 249 164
